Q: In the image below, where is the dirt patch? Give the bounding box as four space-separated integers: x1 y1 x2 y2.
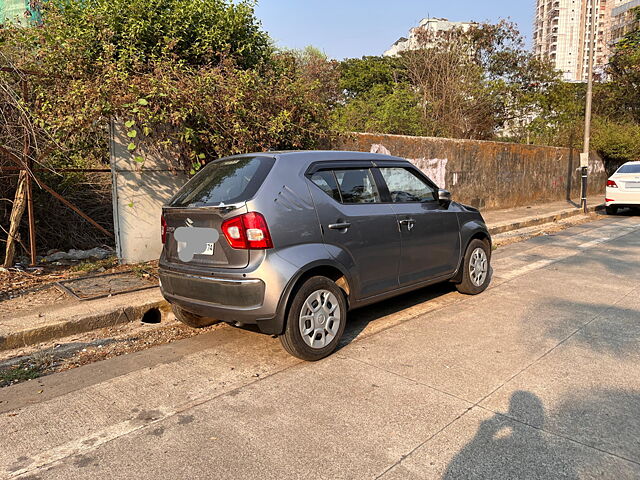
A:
0 316 221 387
0 259 159 319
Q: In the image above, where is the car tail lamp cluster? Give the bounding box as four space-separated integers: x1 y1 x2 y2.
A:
222 212 273 250
161 215 168 244
607 180 618 188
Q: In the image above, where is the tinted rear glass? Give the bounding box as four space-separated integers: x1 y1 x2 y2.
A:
170 156 274 207
617 164 640 174
310 171 341 202
334 169 380 204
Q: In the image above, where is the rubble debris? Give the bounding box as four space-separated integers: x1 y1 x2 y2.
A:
43 247 114 263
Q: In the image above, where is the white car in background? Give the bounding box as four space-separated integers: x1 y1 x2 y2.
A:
605 161 640 215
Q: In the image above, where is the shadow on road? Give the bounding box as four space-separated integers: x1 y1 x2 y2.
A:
444 391 578 479
337 282 457 349
542 299 640 356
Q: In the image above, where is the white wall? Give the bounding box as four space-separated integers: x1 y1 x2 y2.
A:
109 121 188 264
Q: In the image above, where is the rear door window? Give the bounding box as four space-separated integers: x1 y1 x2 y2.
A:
310 171 342 202
333 169 381 204
379 167 437 203
170 156 274 207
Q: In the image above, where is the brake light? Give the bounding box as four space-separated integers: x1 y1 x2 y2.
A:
161 215 168 244
222 212 273 250
607 180 618 188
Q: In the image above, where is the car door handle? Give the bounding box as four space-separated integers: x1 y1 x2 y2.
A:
399 219 416 231
328 222 351 230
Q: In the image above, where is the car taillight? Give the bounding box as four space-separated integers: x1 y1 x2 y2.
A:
221 212 273 250
161 214 168 244
607 180 618 188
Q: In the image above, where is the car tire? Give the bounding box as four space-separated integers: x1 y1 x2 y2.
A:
605 205 618 215
280 276 347 361
455 239 491 295
172 304 220 328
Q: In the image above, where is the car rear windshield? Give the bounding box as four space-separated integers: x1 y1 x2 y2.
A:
617 164 640 174
170 156 274 207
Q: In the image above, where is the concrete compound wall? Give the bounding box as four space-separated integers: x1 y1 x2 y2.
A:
336 133 607 210
110 128 607 263
110 122 188 264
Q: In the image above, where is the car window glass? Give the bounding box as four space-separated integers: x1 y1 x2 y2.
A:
617 164 640 174
170 156 273 207
334 169 381 204
379 168 436 203
310 171 341 202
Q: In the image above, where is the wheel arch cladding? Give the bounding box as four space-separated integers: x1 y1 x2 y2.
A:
277 262 352 335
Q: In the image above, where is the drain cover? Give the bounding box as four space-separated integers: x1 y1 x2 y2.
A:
56 271 157 300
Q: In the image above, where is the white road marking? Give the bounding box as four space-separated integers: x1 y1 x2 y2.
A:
9 406 177 477
495 222 640 283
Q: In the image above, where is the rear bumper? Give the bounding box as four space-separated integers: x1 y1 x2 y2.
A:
160 271 265 309
605 188 640 207
158 251 299 334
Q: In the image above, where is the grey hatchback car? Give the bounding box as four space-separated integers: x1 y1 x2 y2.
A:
159 151 491 360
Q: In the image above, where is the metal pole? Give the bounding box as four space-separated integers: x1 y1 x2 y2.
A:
22 79 37 266
582 0 597 214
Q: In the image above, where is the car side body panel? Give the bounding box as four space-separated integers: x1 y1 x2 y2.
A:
158 151 491 337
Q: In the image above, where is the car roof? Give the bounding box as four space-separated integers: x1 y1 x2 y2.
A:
227 150 407 163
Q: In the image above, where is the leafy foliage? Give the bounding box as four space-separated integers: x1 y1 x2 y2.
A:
605 7 640 123
332 84 426 136
333 22 559 141
0 0 333 174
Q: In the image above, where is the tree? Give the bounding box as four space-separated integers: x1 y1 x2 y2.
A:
0 0 334 263
605 7 640 122
400 21 558 140
332 84 425 136
339 56 406 98
284 46 341 108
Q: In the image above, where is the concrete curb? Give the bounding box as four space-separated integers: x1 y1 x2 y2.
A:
0 204 605 352
0 297 170 352
488 204 604 235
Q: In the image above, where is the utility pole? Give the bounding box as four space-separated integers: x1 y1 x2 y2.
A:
581 0 597 213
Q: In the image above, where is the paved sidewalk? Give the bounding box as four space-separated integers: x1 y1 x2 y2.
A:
0 196 605 351
483 195 603 234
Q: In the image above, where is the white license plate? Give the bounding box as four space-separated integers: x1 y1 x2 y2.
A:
200 243 215 255
626 182 640 189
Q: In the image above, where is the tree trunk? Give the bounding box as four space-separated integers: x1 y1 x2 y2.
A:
3 170 28 267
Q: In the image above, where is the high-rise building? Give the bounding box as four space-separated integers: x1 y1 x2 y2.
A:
533 0 629 81
383 17 478 57
609 0 640 45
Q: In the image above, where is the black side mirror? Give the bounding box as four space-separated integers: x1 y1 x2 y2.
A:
438 189 452 207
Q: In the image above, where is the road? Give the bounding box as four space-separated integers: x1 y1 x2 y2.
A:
2 214 640 479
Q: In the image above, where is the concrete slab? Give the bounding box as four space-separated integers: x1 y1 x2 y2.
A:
480 291 640 463
31 355 471 480
484 196 605 235
379 406 640 479
0 325 298 470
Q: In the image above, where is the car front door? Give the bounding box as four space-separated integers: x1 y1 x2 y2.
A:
307 164 401 299
377 166 460 286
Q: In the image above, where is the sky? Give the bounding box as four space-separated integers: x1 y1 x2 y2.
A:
254 0 534 60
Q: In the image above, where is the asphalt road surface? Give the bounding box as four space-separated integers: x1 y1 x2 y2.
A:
2 214 640 480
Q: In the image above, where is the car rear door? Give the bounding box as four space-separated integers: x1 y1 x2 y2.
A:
376 165 460 285
307 162 401 299
162 155 274 269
